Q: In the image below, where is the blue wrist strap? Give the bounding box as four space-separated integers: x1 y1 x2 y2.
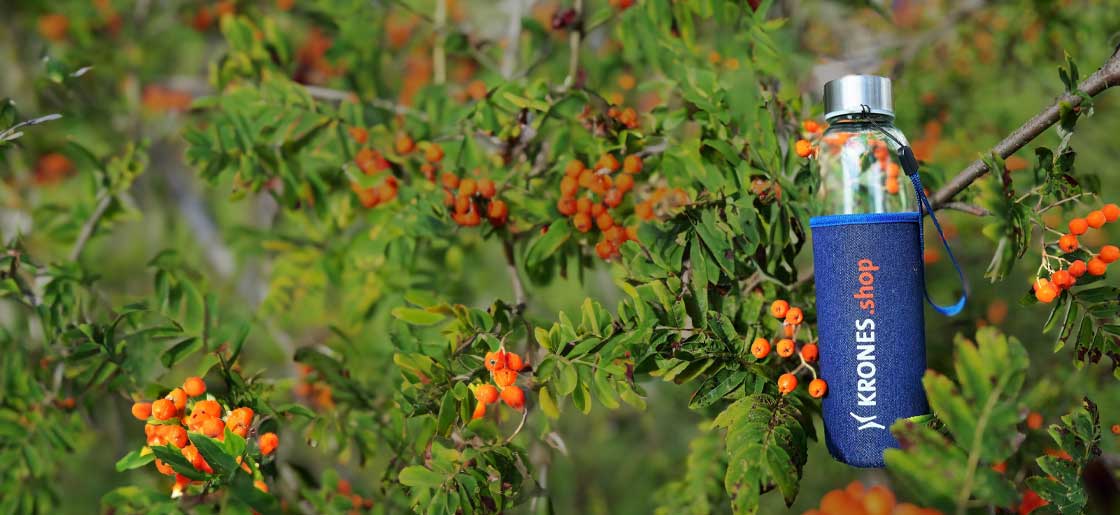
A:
899 146 968 316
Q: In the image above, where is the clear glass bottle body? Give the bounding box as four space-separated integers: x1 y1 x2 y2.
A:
815 114 914 215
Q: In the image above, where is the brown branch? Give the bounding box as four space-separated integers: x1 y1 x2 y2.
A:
930 50 1120 208
501 238 527 310
940 201 991 217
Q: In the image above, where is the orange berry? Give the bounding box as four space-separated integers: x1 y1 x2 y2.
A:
500 385 526 410
229 407 254 425
808 378 828 398
885 177 900 195
845 480 866 500
560 176 579 197
992 461 1008 474
395 133 415 154
338 479 352 495
893 503 924 515
1100 245 1120 264
192 399 222 419
152 399 177 420
1050 270 1074 290
259 432 279 456
1058 234 1079 253
557 197 577 216
472 401 487 420
477 178 497 199
1111 424 1120 435
1035 283 1058 303
783 324 796 338
505 352 525 371
131 402 152 420
1027 411 1043 430
1086 210 1106 228
459 178 477 197
596 153 620 172
886 162 901 178
1102 203 1120 222
155 459 175 476
820 489 865 515
604 188 624 208
625 226 639 242
38 14 70 42
163 425 189 448
750 337 771 359
794 139 813 158
493 368 518 388
424 143 444 163
348 126 368 144
441 172 460 190
595 239 615 260
200 416 225 439
802 120 822 134
769 300 789 319
487 199 508 222
1087 257 1108 276
255 480 269 492
573 212 593 232
590 202 606 218
578 169 595 189
862 485 896 515
182 444 212 473
615 173 635 193
785 307 804 325
484 350 506 371
596 212 614 231
183 377 206 397
576 197 593 214
622 154 643 174
777 373 797 395
475 384 500 404
776 338 796 358
800 343 819 362
564 159 585 177
1068 218 1088 235
1069 259 1088 277
635 201 655 221
167 388 188 411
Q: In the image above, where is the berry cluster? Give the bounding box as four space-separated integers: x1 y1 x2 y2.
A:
294 364 335 410
870 140 903 195
473 349 528 419
794 119 825 159
441 171 507 228
803 481 943 515
1033 203 1119 303
129 377 277 497
752 300 827 399
606 105 640 129
634 186 690 222
349 127 398 208
335 479 375 512
558 156 641 260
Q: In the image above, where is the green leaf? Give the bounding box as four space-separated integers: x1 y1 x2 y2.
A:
1026 398 1101 513
391 307 446 326
399 466 446 489
114 449 155 472
161 337 202 368
189 433 240 478
525 221 572 267
713 394 809 513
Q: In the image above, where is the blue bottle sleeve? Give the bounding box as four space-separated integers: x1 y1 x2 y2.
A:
810 212 929 468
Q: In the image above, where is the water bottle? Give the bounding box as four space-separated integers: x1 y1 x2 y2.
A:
810 75 966 467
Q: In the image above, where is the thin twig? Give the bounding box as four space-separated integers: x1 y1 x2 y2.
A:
500 0 524 79
69 193 113 261
931 50 1120 208
501 238 527 310
303 85 428 121
433 0 447 84
940 201 991 217
560 0 583 91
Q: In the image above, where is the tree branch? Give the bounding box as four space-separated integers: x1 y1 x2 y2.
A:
501 238 527 310
433 0 447 84
560 0 583 91
500 0 524 79
69 193 113 261
930 49 1120 208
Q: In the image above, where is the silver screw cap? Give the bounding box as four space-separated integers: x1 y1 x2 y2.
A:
823 75 893 120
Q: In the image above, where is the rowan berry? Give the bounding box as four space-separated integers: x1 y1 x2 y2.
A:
259 432 279 456
557 197 577 216
794 139 813 158
478 178 497 199
132 402 152 420
191 400 220 419
152 399 177 420
785 307 804 325
1103 203 1120 222
441 172 460 190
472 401 487 420
776 338 796 358
886 162 901 178
595 239 615 259
487 199 508 223
200 416 225 439
635 201 655 220
1027 412 1043 430
459 178 477 197
454 194 472 214
182 444 212 473
576 197 593 214
777 373 797 395
1068 218 1088 235
991 461 1007 474
615 173 635 193
750 337 771 359
885 178 900 195
484 351 506 371
164 425 189 448
622 154 643 174
338 479 352 495
573 212 593 232
577 169 595 189
590 202 606 218
596 212 614 231
625 225 639 241
1087 257 1108 276
1035 282 1058 303
1058 234 1079 253
800 343 819 362
183 377 206 397
348 126 368 144
604 188 623 208
424 143 444 163
1112 424 1120 435
1086 210 1106 229
395 133 415 154
155 459 175 476
820 490 863 515
493 368 518 388
783 324 796 338
442 189 454 207
167 388 188 412
769 300 789 319
560 176 579 197
802 120 822 134
1100 245 1119 264
475 384 500 404
564 159 585 178
1050 270 1074 290
808 378 828 399
229 407 254 426
863 485 896 515
1068 259 1087 277
505 352 526 371
501 385 526 410
596 153 620 172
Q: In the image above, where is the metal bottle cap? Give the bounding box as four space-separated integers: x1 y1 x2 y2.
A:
823 75 893 120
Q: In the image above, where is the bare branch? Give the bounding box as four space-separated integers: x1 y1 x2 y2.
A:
501 238 527 310
500 0 524 79
560 0 583 91
931 50 1120 208
433 0 447 84
69 192 113 261
940 201 992 217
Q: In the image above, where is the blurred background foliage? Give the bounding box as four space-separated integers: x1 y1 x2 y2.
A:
1 0 1119 514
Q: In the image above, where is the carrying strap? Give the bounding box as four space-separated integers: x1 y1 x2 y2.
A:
898 146 967 316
